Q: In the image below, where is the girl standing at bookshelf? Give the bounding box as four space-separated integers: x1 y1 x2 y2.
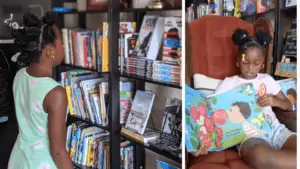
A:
5 13 73 169
210 29 296 169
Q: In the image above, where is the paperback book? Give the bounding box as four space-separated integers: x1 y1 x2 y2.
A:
277 78 297 110
185 83 272 152
125 90 155 135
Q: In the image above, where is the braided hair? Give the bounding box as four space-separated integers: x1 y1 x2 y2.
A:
232 28 272 56
5 12 57 66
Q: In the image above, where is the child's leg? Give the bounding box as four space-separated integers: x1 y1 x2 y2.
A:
282 135 297 150
240 125 297 169
240 137 296 169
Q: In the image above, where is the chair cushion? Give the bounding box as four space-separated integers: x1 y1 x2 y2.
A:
189 148 251 169
193 73 222 95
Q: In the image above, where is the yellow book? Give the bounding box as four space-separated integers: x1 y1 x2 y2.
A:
102 22 109 72
87 139 94 167
102 22 136 72
66 86 73 115
233 0 241 17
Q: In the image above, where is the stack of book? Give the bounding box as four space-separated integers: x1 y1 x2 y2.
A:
66 122 133 168
121 57 154 79
152 61 181 85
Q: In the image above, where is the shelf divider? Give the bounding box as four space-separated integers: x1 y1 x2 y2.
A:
108 1 121 169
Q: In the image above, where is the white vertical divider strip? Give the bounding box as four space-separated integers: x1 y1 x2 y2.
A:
181 0 186 168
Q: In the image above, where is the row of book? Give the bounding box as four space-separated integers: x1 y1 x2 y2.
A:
186 3 217 22
61 69 133 126
62 15 182 72
186 0 277 22
121 57 181 85
62 21 136 72
66 122 133 168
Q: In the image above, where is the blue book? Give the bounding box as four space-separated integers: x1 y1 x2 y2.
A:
156 160 179 169
185 83 272 152
277 78 297 110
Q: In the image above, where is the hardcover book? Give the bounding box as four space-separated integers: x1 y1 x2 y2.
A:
185 83 272 152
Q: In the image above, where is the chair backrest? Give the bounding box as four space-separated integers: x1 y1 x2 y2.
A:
187 15 254 80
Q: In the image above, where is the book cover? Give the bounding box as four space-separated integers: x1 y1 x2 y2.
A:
243 0 256 15
185 83 272 152
146 17 165 60
285 0 297 7
125 90 155 135
277 78 297 110
162 17 182 64
156 160 179 169
162 98 182 138
256 0 266 13
133 15 158 57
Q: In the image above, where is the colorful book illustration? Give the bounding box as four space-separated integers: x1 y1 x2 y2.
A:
185 83 272 152
156 160 179 169
277 78 297 110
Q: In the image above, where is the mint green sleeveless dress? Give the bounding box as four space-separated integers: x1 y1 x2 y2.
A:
8 68 64 169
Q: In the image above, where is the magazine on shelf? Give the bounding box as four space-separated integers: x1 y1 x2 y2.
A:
125 90 155 135
185 83 272 152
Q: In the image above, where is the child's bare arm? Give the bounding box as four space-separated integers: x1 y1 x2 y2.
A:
258 91 293 111
273 91 293 111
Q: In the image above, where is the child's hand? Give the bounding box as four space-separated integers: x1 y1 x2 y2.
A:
258 94 278 107
190 142 208 157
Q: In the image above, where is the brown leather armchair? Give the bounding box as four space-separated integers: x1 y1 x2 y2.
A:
186 15 296 169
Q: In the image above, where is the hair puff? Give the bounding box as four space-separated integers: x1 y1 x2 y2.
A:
232 28 249 46
254 30 272 47
232 28 250 46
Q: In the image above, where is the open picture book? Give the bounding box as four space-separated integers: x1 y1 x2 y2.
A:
185 83 272 152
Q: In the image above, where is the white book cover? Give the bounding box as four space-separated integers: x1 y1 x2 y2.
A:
133 15 158 57
125 90 155 135
286 0 297 7
62 28 70 64
146 17 165 60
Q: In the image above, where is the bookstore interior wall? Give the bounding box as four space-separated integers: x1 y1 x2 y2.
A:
62 6 182 168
